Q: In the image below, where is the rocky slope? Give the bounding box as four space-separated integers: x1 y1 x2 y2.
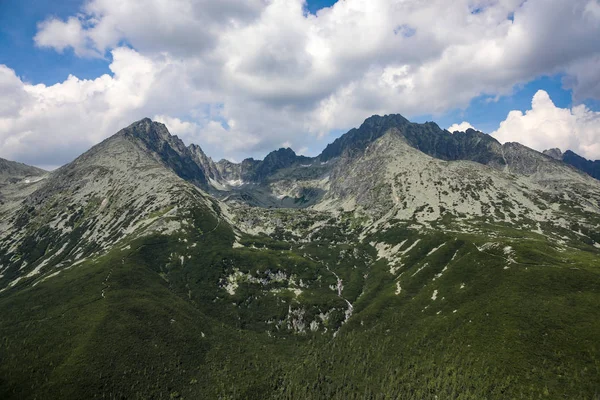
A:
0 157 48 208
320 114 504 167
194 146 312 189
0 159 48 242
544 147 600 180
1 115 600 399
0 119 219 292
0 157 46 184
5 115 600 292
208 114 599 212
317 127 600 236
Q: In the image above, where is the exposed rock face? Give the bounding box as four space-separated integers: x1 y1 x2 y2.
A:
450 128 505 167
561 150 600 181
216 159 245 182
0 119 217 289
4 114 600 291
543 148 563 160
501 142 570 178
0 158 46 184
251 148 310 181
200 148 310 188
320 114 411 161
0 158 48 226
199 114 594 197
121 118 208 188
189 143 221 182
317 128 600 222
541 148 600 181
189 114 600 212
320 115 506 168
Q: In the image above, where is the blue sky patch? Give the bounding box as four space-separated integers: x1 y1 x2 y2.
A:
305 0 339 15
0 0 112 83
0 0 599 166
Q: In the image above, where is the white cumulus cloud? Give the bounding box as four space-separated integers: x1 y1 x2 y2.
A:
0 48 207 168
0 0 598 167
448 122 477 133
492 90 600 160
34 17 96 57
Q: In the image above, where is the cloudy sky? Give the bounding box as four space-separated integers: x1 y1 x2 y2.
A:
1 0 600 169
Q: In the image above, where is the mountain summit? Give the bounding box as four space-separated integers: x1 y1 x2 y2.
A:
119 118 209 187
543 147 600 180
1 114 600 399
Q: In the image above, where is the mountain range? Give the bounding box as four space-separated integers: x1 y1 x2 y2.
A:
1 115 599 399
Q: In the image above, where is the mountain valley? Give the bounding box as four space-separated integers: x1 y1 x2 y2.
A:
1 115 599 399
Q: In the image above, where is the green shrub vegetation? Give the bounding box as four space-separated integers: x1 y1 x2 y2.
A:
1 205 599 399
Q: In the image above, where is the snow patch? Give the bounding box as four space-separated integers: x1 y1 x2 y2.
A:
427 242 446 256
209 178 228 191
8 276 24 288
227 179 245 187
26 258 51 278
99 198 109 211
395 281 402 295
432 265 449 281
411 262 429 277
400 239 421 255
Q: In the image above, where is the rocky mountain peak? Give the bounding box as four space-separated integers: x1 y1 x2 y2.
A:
118 118 208 187
188 143 223 183
263 147 297 163
561 150 600 180
122 118 178 148
319 114 505 168
320 114 410 161
188 143 204 154
187 143 211 166
250 147 304 181
543 148 563 160
360 114 410 131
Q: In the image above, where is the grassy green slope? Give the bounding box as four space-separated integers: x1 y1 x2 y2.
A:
1 206 599 399
280 246 600 398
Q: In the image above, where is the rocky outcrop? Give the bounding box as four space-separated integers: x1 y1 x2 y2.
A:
208 148 310 187
560 150 600 181
0 158 46 184
0 119 219 290
121 118 208 188
543 148 563 160
502 142 569 177
541 147 600 181
320 114 410 161
319 114 505 168
189 144 216 178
